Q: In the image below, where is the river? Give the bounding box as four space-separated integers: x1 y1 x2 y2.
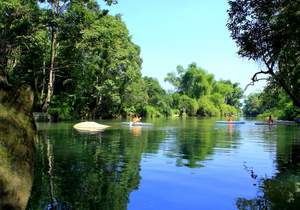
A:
25 118 300 210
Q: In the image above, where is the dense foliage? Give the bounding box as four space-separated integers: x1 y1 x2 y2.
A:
165 63 243 117
1 0 147 119
227 0 300 108
0 0 244 120
243 81 300 120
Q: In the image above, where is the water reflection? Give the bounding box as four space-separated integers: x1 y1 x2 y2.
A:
27 124 166 209
130 126 142 137
24 120 300 209
236 126 300 209
169 119 241 168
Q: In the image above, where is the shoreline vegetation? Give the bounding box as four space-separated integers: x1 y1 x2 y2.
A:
0 0 245 121
0 0 299 122
0 0 299 209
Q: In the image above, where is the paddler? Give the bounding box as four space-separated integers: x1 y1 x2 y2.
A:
132 114 142 123
227 113 234 122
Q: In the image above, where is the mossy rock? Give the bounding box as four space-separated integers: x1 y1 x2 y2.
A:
0 86 35 210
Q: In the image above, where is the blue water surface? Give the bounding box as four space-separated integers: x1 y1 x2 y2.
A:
26 118 300 210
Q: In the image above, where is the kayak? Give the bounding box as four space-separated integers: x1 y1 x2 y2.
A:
121 122 153 126
276 120 296 125
255 120 296 125
255 122 276 125
216 121 245 124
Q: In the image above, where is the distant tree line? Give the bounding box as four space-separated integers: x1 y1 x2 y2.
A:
163 63 243 118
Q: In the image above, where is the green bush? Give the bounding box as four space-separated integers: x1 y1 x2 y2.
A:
197 96 220 117
144 105 162 118
219 103 238 117
257 103 300 121
178 95 198 116
170 109 180 117
210 93 224 107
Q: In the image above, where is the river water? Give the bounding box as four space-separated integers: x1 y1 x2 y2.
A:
25 118 300 210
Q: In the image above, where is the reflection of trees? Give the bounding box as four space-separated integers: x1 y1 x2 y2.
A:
236 127 300 209
170 119 241 168
27 125 166 209
236 170 300 209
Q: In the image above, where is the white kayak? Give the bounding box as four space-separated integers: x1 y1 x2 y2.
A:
121 122 153 126
216 121 245 124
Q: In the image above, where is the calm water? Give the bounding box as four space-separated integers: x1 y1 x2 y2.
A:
26 118 300 210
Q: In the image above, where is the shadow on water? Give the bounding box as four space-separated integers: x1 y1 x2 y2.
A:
236 126 300 210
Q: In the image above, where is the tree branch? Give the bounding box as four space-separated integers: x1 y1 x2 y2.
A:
251 70 270 81
244 77 269 91
244 69 271 91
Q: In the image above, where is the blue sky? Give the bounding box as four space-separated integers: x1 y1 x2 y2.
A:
101 0 265 95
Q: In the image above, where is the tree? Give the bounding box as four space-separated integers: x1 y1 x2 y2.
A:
73 14 144 118
165 63 214 98
0 0 39 89
243 82 300 120
143 76 172 116
213 80 243 109
40 0 119 112
42 0 59 112
165 63 243 117
164 65 185 91
227 0 300 107
178 95 198 116
243 93 263 117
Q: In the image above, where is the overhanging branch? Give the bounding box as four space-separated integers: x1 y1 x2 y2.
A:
244 70 271 91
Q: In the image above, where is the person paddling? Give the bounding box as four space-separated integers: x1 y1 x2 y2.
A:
132 115 141 124
227 113 234 122
267 115 273 125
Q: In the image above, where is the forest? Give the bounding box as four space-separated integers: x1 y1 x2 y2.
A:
0 0 243 120
1 1 300 209
1 0 299 121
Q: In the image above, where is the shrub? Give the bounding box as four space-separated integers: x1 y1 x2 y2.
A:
197 96 220 117
178 95 198 116
219 103 238 117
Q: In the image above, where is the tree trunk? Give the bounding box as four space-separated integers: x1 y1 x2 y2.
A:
42 29 57 112
42 1 58 112
40 59 46 105
0 46 9 89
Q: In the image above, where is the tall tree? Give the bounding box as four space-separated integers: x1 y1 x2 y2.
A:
42 0 59 111
41 0 118 112
165 63 243 117
227 0 300 107
165 63 214 98
74 14 144 118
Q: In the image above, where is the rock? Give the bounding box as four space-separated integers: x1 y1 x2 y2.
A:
0 86 35 210
73 121 110 132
